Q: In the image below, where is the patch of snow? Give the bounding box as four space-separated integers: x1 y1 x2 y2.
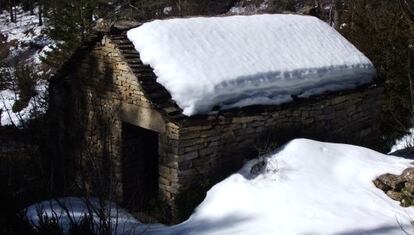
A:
127 14 375 116
1 6 54 72
25 197 164 234
0 80 48 127
2 7 45 44
391 128 414 153
229 0 270 14
163 6 173 15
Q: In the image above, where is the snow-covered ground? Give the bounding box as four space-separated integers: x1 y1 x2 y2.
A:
128 14 375 116
28 139 414 234
25 197 165 234
0 80 47 126
0 7 53 73
0 7 54 126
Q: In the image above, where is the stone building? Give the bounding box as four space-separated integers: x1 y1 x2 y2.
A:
50 15 383 222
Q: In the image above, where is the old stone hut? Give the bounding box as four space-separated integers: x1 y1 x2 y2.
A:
50 14 383 221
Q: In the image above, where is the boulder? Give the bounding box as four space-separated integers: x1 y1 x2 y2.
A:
374 168 414 208
386 190 404 201
401 167 414 181
405 180 414 194
375 173 405 191
373 178 391 192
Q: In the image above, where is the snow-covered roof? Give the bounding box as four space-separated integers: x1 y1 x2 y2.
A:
127 14 375 116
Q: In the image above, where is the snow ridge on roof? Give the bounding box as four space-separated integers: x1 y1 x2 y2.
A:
127 14 375 116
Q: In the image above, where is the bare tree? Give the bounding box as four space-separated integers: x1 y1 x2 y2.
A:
8 0 14 22
329 0 343 30
38 1 43 26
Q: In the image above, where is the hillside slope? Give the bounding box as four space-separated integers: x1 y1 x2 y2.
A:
0 7 54 126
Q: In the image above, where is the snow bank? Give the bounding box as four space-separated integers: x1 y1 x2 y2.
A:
169 139 414 234
26 140 414 234
127 14 375 116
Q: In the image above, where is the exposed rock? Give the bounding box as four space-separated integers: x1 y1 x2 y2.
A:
401 167 414 181
375 173 404 191
386 190 404 201
113 20 142 31
94 18 112 33
405 180 414 194
373 178 391 192
375 168 414 207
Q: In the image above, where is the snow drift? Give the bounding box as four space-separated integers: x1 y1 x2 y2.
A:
171 139 414 235
127 14 375 116
27 139 414 235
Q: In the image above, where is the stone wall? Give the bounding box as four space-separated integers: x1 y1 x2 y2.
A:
59 36 178 217
170 85 383 196
55 34 384 223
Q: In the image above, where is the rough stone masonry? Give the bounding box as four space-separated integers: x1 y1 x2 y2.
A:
50 28 384 222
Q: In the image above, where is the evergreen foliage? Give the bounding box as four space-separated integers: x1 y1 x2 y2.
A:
41 0 110 68
340 0 414 144
39 0 237 68
12 65 39 113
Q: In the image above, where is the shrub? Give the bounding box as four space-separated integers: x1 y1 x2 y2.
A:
12 65 39 113
68 214 97 235
34 214 64 235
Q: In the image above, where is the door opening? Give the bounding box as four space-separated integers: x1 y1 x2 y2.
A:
121 122 159 210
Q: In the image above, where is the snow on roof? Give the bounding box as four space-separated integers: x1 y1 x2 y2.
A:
127 14 375 116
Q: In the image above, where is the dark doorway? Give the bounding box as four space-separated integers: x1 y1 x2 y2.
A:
122 122 159 210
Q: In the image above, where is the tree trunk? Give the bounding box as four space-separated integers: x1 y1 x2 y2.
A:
330 0 342 30
333 0 342 30
9 0 14 23
410 43 414 122
38 4 43 26
30 0 34 15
